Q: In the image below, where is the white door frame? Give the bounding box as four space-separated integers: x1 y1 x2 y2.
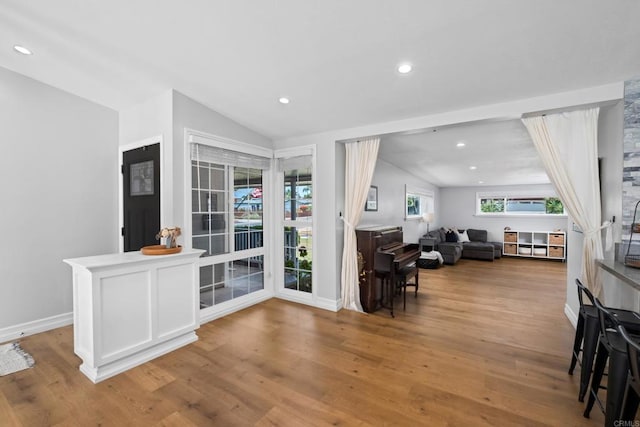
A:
118 135 164 252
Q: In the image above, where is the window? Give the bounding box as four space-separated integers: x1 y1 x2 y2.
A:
405 186 434 220
190 139 271 310
477 192 565 216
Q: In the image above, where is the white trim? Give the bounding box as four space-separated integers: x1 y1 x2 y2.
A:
184 128 275 316
275 145 317 300
118 135 164 252
316 297 342 312
274 293 341 312
187 128 272 159
274 146 315 159
474 214 568 219
564 302 578 329
0 312 73 344
276 290 313 305
476 190 558 198
199 290 274 324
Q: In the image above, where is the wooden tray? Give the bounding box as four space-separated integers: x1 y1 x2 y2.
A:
141 245 182 255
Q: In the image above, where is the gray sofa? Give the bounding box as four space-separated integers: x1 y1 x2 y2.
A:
424 228 501 265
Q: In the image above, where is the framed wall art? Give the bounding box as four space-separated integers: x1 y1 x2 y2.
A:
365 186 378 211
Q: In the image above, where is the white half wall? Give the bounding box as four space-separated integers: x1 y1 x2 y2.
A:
0 66 118 339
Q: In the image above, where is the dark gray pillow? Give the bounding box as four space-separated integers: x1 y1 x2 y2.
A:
467 229 487 243
438 227 447 242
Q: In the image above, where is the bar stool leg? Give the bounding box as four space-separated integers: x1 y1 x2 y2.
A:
579 316 600 402
621 383 640 423
605 351 630 427
569 313 585 375
585 341 609 418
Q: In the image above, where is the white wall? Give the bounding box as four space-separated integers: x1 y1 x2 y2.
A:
119 90 173 147
0 66 118 339
119 90 173 228
359 158 438 243
591 102 639 310
439 184 568 242
171 91 272 230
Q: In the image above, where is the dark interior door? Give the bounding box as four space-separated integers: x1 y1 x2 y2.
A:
122 143 160 252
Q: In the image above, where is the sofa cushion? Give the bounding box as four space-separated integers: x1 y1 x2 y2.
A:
467 228 487 243
457 229 470 243
462 241 495 261
445 230 458 242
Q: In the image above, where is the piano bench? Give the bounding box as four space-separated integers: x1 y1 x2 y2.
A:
391 265 419 316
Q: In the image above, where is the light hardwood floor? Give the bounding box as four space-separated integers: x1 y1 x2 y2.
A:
0 257 605 426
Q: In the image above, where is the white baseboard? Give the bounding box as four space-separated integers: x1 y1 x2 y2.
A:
564 303 578 329
0 294 343 345
316 296 342 312
0 312 73 344
275 292 342 312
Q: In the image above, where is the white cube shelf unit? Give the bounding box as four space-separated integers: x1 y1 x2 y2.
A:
503 230 566 261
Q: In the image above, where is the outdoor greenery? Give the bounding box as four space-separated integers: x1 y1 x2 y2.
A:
480 198 505 213
480 196 564 214
545 197 564 214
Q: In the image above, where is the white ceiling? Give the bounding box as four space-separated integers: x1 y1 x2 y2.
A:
379 118 547 187
2 1 640 186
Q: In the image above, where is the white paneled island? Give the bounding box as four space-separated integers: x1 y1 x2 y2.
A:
64 249 204 383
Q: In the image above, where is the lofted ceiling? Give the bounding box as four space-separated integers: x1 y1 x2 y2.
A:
1 1 640 186
378 119 547 188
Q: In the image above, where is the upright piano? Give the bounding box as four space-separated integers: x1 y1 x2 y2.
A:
355 225 421 312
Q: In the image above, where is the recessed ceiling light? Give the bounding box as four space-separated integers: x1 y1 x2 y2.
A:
478 180 484 184
397 63 412 74
456 142 466 148
469 166 477 170
278 97 290 104
13 45 32 55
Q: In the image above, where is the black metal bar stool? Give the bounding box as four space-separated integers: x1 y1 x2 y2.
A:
583 298 640 426
618 325 640 422
568 279 640 401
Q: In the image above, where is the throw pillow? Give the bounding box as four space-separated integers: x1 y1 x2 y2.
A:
438 227 447 242
457 230 471 243
445 230 458 242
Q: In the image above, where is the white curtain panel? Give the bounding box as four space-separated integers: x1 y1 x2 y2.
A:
341 138 380 311
522 108 606 298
